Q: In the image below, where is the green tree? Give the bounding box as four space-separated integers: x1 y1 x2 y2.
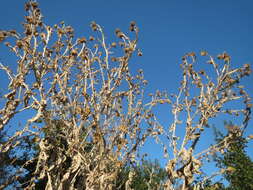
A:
16 125 167 190
0 130 12 186
0 129 36 189
15 117 93 189
213 123 253 190
116 159 167 190
201 182 225 190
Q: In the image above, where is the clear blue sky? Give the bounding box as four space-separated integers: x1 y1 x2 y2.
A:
1 0 253 183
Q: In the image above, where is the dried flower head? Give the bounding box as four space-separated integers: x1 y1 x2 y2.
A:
115 28 124 38
90 21 98 31
77 37 87 44
129 21 136 31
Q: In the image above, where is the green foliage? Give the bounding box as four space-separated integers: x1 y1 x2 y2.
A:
213 123 253 190
15 118 73 189
202 183 225 190
116 159 167 190
0 130 11 186
0 130 38 188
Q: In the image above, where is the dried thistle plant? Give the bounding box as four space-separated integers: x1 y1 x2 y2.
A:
0 1 251 190
0 1 161 189
158 52 252 190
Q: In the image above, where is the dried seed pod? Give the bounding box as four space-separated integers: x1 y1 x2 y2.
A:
137 50 143 56
71 49 78 56
129 21 136 31
111 42 117 48
90 21 98 31
115 28 124 38
16 40 23 48
31 1 38 8
77 37 87 44
198 70 205 75
24 2 31 11
9 30 17 35
89 36 95 41
200 51 208 56
0 31 7 42
111 57 117 62
65 26 74 34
